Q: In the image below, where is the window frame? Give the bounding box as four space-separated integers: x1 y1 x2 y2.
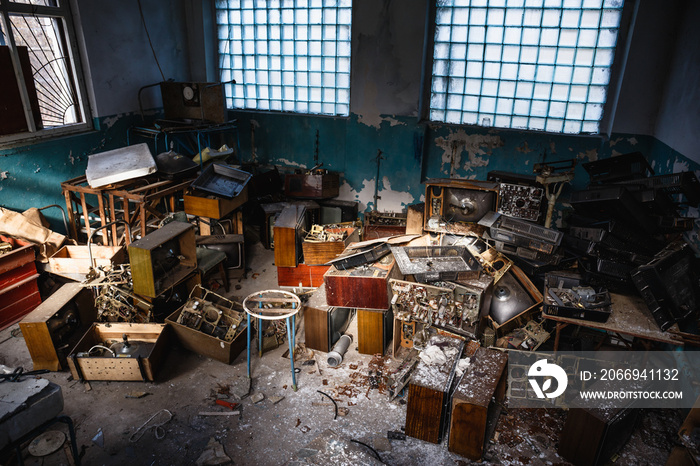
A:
419 0 637 137
214 0 353 118
0 0 93 146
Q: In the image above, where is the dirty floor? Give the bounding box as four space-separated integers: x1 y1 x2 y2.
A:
0 240 685 465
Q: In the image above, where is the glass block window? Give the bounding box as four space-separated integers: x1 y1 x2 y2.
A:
430 0 625 134
216 0 352 116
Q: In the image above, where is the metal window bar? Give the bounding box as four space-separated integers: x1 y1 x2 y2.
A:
430 0 623 135
215 0 351 117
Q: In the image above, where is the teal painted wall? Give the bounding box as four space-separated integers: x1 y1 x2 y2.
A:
0 114 142 233
2 110 698 236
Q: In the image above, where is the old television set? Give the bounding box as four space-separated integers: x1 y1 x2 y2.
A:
423 179 499 233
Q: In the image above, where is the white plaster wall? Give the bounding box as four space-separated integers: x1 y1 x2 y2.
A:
76 0 190 117
654 1 700 164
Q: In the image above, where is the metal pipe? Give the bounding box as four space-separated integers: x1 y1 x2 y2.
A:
327 334 352 367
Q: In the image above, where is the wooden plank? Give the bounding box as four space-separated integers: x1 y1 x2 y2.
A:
357 309 385 355
0 245 34 275
80 192 91 241
405 384 444 444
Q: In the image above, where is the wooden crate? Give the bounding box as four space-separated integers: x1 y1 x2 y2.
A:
405 334 463 444
47 244 125 278
0 239 40 330
448 347 508 460
303 283 353 353
357 307 393 355
284 172 340 199
277 264 329 288
67 323 172 382
274 205 307 267
324 255 402 311
19 282 97 371
183 185 248 219
165 302 247 364
128 221 197 298
302 227 360 265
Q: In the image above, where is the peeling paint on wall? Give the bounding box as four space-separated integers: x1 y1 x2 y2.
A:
102 115 121 129
434 130 503 175
673 157 690 172
517 141 533 153
276 158 307 169
357 114 407 129
338 177 415 213
609 137 623 146
0 171 8 180
339 179 376 212
576 148 598 162
549 141 556 154
628 137 638 145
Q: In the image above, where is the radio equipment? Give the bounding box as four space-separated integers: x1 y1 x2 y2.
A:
423 179 499 233
479 211 562 255
631 241 699 331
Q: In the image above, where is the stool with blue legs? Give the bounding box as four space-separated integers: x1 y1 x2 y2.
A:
242 290 302 391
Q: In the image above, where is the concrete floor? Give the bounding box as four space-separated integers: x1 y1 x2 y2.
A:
0 237 685 466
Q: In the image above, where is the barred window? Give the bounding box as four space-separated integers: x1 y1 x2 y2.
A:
0 0 92 143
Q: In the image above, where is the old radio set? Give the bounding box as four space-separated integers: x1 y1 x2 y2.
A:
389 278 490 339
423 179 499 233
128 221 197 298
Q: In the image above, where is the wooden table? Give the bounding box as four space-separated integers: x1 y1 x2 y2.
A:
542 292 684 350
62 174 194 245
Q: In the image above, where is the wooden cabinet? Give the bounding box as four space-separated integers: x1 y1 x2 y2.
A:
357 308 393 355
0 237 40 330
19 283 97 371
559 404 639 466
324 255 402 311
448 347 508 460
274 205 306 267
128 222 197 298
183 185 248 219
67 323 172 382
304 284 352 353
405 334 462 444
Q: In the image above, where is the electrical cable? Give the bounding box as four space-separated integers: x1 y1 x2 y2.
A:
88 345 116 357
129 409 173 442
316 390 338 420
350 439 384 463
136 0 166 81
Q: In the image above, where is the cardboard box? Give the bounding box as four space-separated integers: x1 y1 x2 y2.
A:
166 301 247 364
67 323 171 382
302 226 360 265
